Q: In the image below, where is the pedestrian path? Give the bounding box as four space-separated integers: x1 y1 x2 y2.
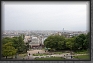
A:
24 50 88 60
23 54 34 60
31 53 88 60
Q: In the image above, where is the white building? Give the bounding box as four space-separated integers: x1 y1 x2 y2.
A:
24 36 31 43
29 36 40 48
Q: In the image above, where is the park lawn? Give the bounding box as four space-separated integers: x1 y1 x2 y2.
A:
74 55 90 60
18 53 27 57
35 57 65 60
53 52 63 54
74 50 88 54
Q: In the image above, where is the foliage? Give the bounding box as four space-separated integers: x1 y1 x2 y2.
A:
44 35 65 51
2 37 13 45
74 33 89 50
65 38 75 50
44 33 89 52
2 35 27 55
2 42 17 58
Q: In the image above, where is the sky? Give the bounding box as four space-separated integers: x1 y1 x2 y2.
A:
2 1 90 31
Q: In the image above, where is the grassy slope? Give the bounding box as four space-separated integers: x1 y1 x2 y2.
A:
74 55 90 60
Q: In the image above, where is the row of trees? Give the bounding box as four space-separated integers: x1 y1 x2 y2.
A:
44 32 90 52
2 35 29 59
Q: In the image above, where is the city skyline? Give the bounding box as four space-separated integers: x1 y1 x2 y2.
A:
2 1 89 31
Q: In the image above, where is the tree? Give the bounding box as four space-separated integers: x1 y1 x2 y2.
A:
2 42 17 59
9 36 26 54
74 34 87 50
2 37 13 45
17 35 26 53
2 35 28 59
83 32 90 50
66 38 74 51
44 35 65 51
25 42 30 52
57 41 65 50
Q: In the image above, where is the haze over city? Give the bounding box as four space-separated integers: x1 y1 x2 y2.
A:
2 1 89 31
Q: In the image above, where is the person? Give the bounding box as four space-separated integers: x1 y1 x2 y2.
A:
63 55 65 59
23 58 24 60
66 54 68 58
71 55 73 59
29 53 30 56
38 51 39 54
27 53 30 59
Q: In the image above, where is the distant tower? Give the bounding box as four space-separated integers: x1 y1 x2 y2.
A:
62 28 64 36
63 28 64 33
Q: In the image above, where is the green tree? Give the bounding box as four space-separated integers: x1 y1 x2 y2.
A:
83 32 90 50
10 36 26 54
2 42 17 59
25 42 30 52
2 37 13 45
74 34 87 50
17 35 26 53
66 38 75 51
57 41 65 50
44 35 65 51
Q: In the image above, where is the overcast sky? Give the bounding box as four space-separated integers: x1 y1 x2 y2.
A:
2 1 89 31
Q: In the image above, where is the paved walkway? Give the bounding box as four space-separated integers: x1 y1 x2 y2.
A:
31 53 72 59
21 50 88 60
29 53 88 60
27 50 45 54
